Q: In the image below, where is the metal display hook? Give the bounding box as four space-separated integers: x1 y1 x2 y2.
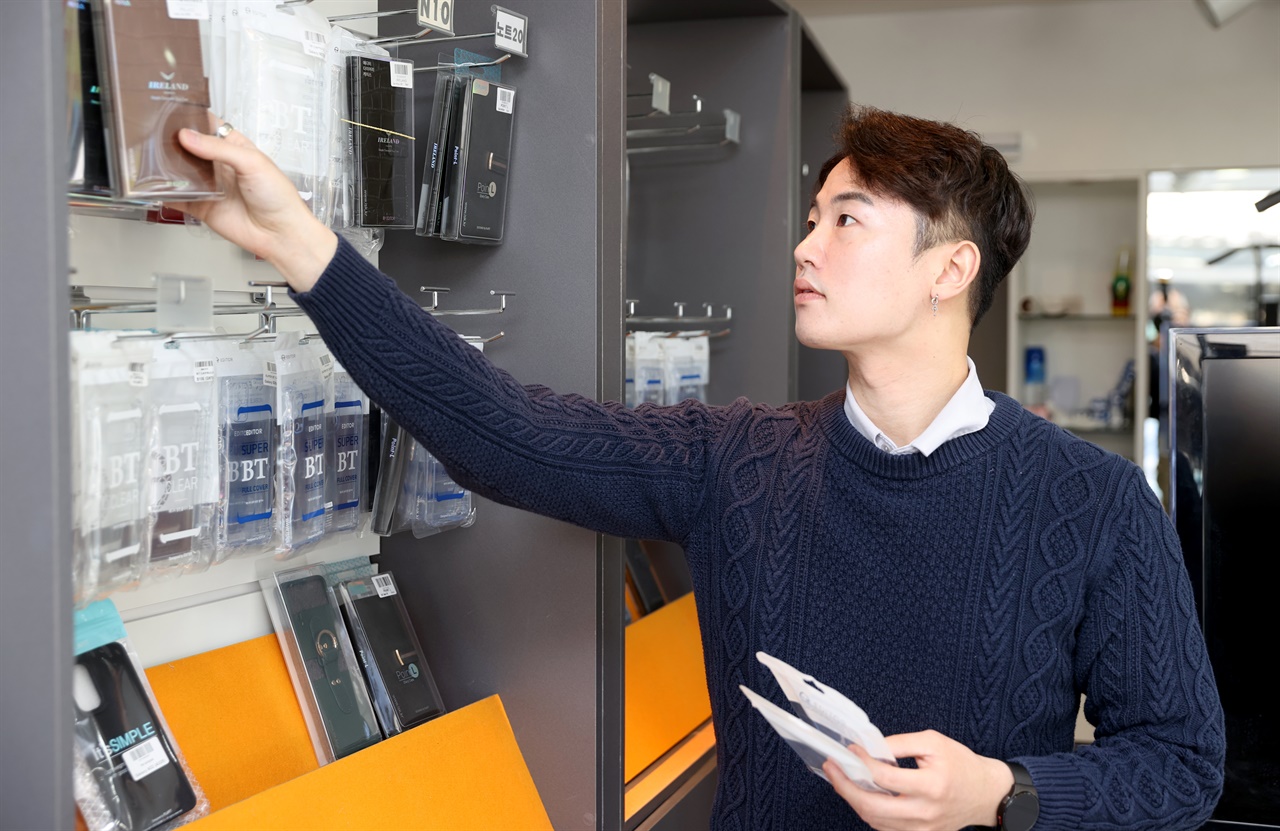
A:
419 287 515 316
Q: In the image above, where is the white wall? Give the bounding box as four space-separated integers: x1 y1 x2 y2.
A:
798 0 1280 177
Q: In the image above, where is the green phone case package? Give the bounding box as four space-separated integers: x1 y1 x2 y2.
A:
262 563 381 764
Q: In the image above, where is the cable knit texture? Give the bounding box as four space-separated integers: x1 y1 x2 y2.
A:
294 238 1224 831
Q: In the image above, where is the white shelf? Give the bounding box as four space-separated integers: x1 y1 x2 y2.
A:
1008 177 1148 461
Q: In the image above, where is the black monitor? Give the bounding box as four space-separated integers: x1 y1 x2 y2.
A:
1171 327 1280 828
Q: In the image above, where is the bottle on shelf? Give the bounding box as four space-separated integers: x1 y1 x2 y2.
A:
1111 248 1132 317
1024 346 1048 417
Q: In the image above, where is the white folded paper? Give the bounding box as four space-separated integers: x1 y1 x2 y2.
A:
740 651 897 793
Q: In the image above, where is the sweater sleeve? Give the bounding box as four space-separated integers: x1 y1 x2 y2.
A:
1015 466 1225 830
291 237 731 542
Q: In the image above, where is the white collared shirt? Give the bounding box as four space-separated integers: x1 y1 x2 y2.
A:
843 357 994 457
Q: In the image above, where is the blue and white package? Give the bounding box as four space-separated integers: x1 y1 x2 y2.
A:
272 334 328 554
328 362 368 533
193 338 276 559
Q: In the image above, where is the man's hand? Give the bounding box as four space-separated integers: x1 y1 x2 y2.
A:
164 125 337 293
822 730 1014 831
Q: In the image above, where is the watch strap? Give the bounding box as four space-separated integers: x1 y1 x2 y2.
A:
997 761 1039 831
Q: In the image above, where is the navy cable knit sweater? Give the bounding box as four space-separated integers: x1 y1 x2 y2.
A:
295 239 1224 831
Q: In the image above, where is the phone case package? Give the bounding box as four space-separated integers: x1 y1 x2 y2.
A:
184 339 277 560
345 53 416 228
448 77 515 244
415 68 459 238
261 564 381 764
90 0 222 199
143 343 218 581
71 333 152 605
338 572 445 736
328 363 369 533
72 600 208 830
271 335 329 554
67 0 112 196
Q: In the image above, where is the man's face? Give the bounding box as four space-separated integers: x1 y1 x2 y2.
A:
793 158 941 353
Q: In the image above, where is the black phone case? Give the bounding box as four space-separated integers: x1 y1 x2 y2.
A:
457 80 515 244
348 590 444 729
74 642 197 831
279 576 379 759
437 75 469 238
346 55 414 227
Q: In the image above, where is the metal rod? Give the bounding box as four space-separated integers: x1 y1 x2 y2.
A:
327 7 417 22
415 55 511 72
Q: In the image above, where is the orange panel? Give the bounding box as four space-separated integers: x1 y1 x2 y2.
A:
190 696 550 831
145 634 317 811
624 593 712 782
144 635 550 829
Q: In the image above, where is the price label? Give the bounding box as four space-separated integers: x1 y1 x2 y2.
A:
372 573 397 598
166 0 210 20
493 6 528 58
418 0 455 37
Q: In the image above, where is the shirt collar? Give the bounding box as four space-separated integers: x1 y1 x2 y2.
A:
843 357 995 457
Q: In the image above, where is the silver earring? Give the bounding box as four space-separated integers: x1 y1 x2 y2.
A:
931 295 939 317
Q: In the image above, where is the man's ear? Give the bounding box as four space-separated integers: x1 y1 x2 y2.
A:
933 240 980 302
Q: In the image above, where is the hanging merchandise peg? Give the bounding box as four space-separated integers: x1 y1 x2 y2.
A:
626 73 671 119
626 88 741 157
419 287 515 316
626 300 733 329
70 280 305 332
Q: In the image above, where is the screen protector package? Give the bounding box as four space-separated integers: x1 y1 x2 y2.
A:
189 338 276 560
661 335 710 405
72 600 208 831
338 572 445 736
71 333 151 605
261 563 381 764
235 2 332 220
143 343 218 581
740 651 896 792
271 335 328 554
416 452 475 536
328 362 368 534
632 332 665 407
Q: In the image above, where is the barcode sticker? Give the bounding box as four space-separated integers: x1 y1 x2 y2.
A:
128 362 148 388
166 0 210 20
194 360 215 383
302 29 326 58
318 353 333 381
496 86 515 115
372 573 396 598
390 60 413 90
121 736 171 781
263 361 277 388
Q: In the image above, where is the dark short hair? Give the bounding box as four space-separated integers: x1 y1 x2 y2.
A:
814 105 1034 329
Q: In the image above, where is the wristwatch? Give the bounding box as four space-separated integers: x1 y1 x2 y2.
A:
996 762 1039 831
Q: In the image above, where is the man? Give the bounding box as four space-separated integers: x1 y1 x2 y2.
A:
171 105 1224 831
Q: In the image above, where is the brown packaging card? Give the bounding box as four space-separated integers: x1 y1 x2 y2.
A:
93 0 221 198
